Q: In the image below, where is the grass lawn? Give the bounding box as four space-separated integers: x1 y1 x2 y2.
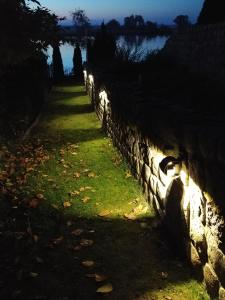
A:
0 82 209 300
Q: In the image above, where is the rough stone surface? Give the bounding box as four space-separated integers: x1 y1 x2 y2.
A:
204 263 219 299
219 287 225 300
85 64 225 299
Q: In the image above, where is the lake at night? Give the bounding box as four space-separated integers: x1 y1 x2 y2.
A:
47 35 168 74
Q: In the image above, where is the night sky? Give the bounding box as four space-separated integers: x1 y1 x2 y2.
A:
37 0 204 24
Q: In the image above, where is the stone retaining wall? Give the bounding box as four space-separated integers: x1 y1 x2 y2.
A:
85 70 225 299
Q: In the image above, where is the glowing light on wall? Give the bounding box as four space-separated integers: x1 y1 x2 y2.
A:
88 74 94 85
99 90 109 108
83 70 87 81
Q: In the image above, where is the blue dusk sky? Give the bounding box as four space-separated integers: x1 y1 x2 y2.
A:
37 0 204 25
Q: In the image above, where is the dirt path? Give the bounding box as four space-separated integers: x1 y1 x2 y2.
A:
0 83 209 300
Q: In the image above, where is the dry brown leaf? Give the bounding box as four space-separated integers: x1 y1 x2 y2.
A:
63 201 72 208
82 196 90 203
82 260 95 268
74 245 82 251
98 210 111 217
96 283 113 293
88 172 96 178
51 204 59 210
67 220 73 227
33 234 39 243
69 190 80 196
73 172 81 178
36 193 44 200
86 273 96 278
124 213 136 220
30 272 39 278
71 228 84 236
125 171 132 178
35 256 44 264
80 239 94 247
95 274 108 282
52 236 64 245
161 272 168 279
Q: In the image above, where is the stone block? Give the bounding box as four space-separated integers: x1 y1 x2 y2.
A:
190 242 202 268
153 195 164 218
149 174 158 195
219 287 225 300
144 164 151 182
204 263 219 299
190 224 207 263
156 180 168 206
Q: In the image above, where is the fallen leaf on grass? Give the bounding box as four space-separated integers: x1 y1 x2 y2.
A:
71 229 84 236
86 273 108 282
98 210 111 217
124 213 136 220
67 220 73 227
69 190 80 196
86 273 96 278
133 204 148 214
51 204 59 210
36 193 44 200
87 172 96 178
52 236 64 245
35 256 44 264
95 274 108 282
33 234 39 243
82 260 95 268
96 283 113 293
80 239 94 247
161 272 168 279
82 196 90 203
73 172 81 178
125 171 132 178
30 272 39 278
71 152 78 155
63 201 72 208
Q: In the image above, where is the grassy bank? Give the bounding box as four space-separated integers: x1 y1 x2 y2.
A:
0 83 209 300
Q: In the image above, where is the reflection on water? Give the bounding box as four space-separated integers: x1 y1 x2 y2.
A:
47 35 168 74
117 35 168 54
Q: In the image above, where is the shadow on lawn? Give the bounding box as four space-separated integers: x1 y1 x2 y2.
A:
0 201 198 300
50 103 94 116
50 90 87 102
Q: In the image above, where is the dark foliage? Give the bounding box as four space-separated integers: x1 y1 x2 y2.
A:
73 43 83 80
89 23 117 66
173 15 191 30
0 0 61 138
52 44 64 82
106 19 121 33
198 0 225 25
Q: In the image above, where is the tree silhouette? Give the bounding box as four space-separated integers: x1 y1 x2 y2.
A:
197 0 225 25
173 15 191 30
106 19 121 33
73 43 83 80
52 44 64 81
71 9 90 35
91 22 116 65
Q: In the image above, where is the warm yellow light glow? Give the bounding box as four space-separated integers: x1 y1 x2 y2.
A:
88 74 94 85
83 70 87 80
99 90 109 107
